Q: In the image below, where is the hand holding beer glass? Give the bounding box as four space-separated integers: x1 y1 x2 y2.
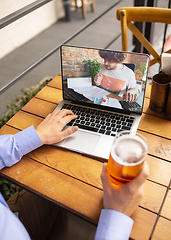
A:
107 130 148 187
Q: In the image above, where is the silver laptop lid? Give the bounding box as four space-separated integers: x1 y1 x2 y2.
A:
60 45 150 115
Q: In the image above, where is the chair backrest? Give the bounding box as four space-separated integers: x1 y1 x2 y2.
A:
116 7 171 67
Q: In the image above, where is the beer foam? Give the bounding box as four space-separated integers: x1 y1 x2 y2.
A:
111 135 148 166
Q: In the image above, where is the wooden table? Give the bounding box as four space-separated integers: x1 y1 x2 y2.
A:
0 75 171 240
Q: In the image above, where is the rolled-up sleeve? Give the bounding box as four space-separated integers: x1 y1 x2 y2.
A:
95 209 133 240
0 126 43 170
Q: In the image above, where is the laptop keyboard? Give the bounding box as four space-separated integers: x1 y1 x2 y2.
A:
64 88 89 102
62 104 135 137
119 101 142 111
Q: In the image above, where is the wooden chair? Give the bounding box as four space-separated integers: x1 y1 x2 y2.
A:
116 7 171 67
74 0 95 19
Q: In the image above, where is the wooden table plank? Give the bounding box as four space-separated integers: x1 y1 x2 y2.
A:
0 156 103 224
47 75 62 89
137 130 171 162
131 208 157 240
146 155 171 186
151 217 171 240
141 181 166 214
10 144 169 215
160 189 171 220
6 111 42 130
0 125 19 135
139 113 171 139
22 98 57 118
22 146 171 188
35 85 62 104
26 146 168 215
27 145 103 189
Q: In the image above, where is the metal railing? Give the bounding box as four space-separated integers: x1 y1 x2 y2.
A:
0 0 123 94
0 0 52 29
1 0 171 94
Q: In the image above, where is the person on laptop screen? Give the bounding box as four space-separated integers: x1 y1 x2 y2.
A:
94 50 138 102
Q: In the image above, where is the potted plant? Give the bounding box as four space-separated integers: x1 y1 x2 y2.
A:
83 59 101 85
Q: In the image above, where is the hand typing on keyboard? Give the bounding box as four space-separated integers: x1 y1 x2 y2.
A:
63 104 135 137
119 100 142 111
122 88 137 102
36 109 78 144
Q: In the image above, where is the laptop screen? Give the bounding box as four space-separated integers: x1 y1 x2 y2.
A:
60 45 150 115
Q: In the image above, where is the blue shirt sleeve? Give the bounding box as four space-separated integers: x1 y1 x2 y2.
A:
0 126 43 238
0 125 43 170
95 209 133 240
0 194 31 239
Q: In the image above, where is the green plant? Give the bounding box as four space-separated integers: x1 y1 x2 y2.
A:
0 77 51 200
0 178 20 201
0 78 51 128
83 59 101 85
135 63 147 75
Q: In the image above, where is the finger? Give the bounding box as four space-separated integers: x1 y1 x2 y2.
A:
128 92 132 102
37 113 52 126
57 109 74 118
122 94 126 101
50 110 60 118
60 114 78 127
134 94 137 101
43 113 52 121
59 126 78 140
101 163 113 190
53 109 77 125
127 162 149 189
129 94 133 102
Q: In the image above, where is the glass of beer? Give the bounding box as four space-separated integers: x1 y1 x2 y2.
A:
107 130 148 187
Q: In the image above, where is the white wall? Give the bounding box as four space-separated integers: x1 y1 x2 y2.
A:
0 0 65 59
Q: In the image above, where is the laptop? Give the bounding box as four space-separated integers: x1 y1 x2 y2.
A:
53 45 149 160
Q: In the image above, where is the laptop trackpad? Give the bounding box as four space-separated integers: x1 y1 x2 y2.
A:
61 130 100 153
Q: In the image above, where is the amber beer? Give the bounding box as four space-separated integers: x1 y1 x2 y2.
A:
107 131 148 186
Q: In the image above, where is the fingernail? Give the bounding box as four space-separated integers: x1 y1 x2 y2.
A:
73 126 78 132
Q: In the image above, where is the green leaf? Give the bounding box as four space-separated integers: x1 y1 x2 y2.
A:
83 59 101 85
